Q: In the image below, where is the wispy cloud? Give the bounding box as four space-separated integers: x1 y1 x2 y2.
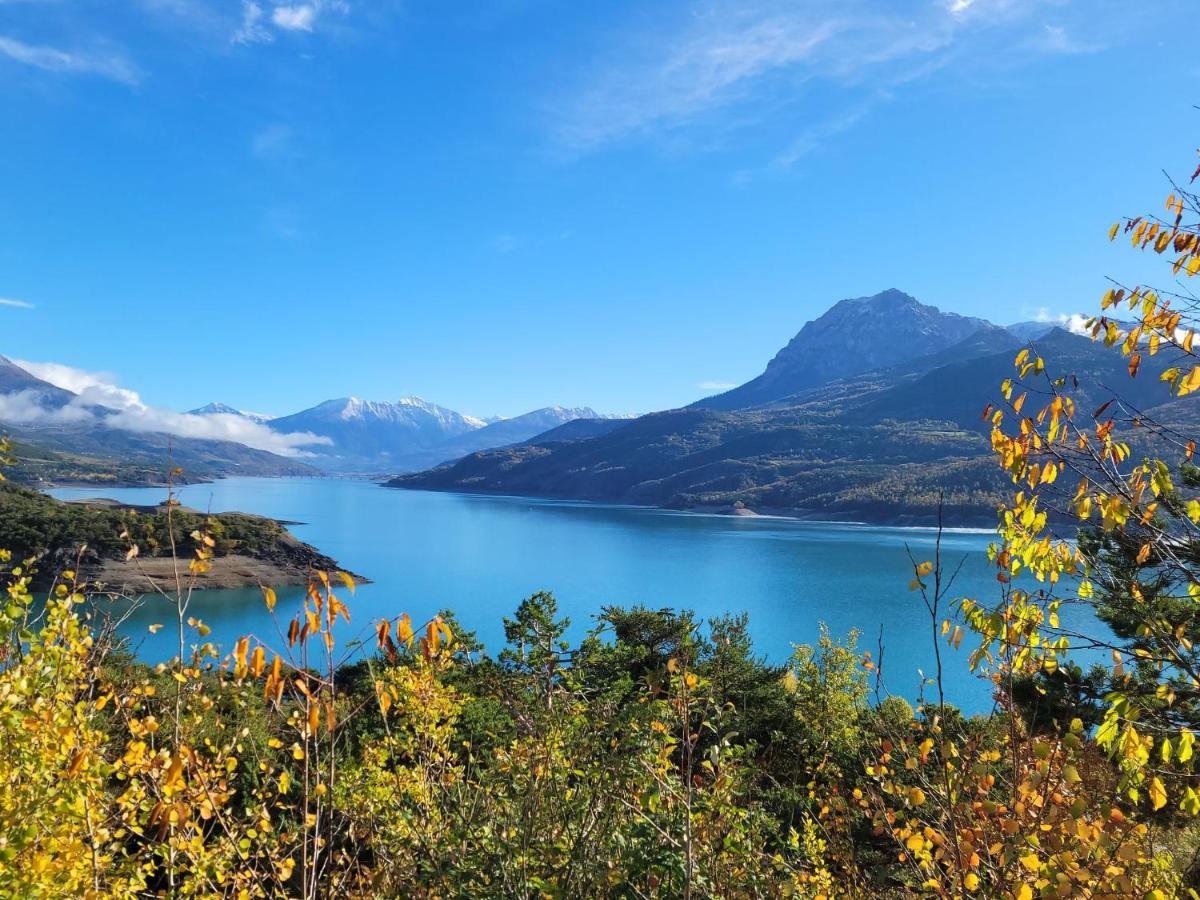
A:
487 230 574 254
1026 24 1100 55
0 297 33 309
0 35 141 84
490 234 521 253
552 0 1079 154
233 1 274 44
556 6 848 149
697 380 737 391
8 360 329 456
771 97 879 169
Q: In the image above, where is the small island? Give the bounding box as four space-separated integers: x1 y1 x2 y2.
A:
0 482 364 592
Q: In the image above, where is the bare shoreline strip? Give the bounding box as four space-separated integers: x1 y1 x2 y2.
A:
89 555 369 594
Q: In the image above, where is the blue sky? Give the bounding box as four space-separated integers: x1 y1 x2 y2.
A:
1 0 1197 419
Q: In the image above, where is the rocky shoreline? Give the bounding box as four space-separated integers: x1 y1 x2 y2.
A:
86 546 366 594
68 507 367 593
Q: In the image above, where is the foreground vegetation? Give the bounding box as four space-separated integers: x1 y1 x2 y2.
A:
3 146 1200 897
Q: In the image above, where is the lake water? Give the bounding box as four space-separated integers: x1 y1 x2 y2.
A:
48 477 1097 713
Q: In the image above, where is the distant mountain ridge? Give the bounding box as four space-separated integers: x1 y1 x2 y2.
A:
264 396 483 473
262 397 617 474
390 291 1173 525
387 406 616 472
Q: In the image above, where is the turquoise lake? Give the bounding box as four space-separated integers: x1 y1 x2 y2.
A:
48 477 1095 714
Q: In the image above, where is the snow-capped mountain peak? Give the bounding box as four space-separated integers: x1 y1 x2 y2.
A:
189 401 275 424
266 394 488 472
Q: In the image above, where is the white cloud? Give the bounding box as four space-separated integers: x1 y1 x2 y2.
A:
0 35 141 84
1028 309 1185 345
697 380 737 391
103 405 330 455
233 1 273 44
6 360 330 457
0 390 94 425
0 297 33 309
233 1 347 44
1031 308 1091 336
1057 314 1092 337
272 4 317 31
16 359 144 410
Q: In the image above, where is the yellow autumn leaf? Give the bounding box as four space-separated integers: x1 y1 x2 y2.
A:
1179 367 1200 397
1150 776 1167 811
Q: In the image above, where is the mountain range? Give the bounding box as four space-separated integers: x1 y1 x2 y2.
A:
188 397 620 474
0 357 318 484
389 289 1186 525
0 355 620 483
5 288 1174 521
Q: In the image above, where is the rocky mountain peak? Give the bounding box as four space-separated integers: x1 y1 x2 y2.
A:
698 290 992 411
